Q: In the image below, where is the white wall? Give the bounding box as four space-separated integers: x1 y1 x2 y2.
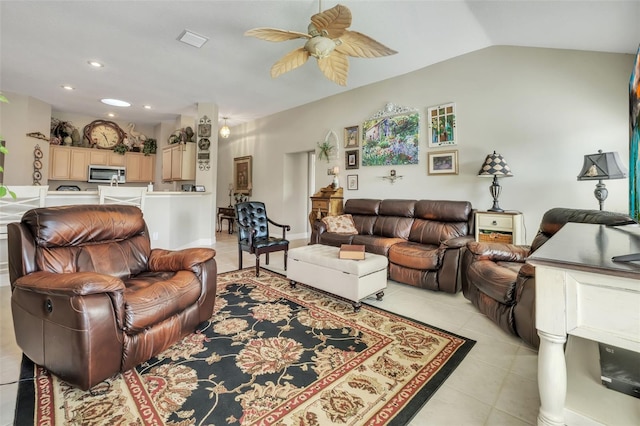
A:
217 46 634 243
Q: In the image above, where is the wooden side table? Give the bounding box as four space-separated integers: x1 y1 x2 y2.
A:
475 210 524 245
217 206 235 234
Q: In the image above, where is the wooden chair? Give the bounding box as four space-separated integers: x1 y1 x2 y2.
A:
235 201 290 276
98 186 147 213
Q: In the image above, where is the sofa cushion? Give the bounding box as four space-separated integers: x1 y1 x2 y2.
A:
123 270 202 333
352 235 405 256
321 214 358 234
373 216 414 239
467 259 520 305
409 220 469 245
388 242 441 270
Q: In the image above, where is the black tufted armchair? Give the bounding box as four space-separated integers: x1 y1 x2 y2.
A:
235 201 291 276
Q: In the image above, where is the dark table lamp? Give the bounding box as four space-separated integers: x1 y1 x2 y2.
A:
577 149 627 210
478 151 513 212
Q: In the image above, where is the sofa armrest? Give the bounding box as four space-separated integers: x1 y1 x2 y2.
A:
13 271 124 296
441 235 475 249
466 241 531 262
149 248 216 272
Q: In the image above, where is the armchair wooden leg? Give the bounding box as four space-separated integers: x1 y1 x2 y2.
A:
238 247 243 270
284 249 288 271
255 255 260 277
265 253 270 265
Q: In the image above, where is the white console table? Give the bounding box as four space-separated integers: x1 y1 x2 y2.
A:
527 222 640 426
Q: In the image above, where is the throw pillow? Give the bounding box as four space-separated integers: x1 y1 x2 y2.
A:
322 214 358 235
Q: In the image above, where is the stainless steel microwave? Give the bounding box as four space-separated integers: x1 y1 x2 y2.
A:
87 165 126 184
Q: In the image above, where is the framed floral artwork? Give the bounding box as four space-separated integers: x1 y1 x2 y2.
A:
362 103 419 166
427 150 458 175
345 149 359 170
347 174 358 190
427 102 457 148
344 125 359 148
234 155 252 194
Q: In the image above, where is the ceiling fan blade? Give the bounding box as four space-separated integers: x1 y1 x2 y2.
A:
245 28 310 42
335 30 398 58
271 47 311 78
317 52 349 86
310 4 351 39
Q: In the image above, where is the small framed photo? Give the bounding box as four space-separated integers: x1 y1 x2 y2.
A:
347 174 358 190
344 125 359 148
345 149 359 170
427 150 458 175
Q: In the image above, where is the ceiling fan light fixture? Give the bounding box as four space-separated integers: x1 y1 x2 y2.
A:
219 117 230 139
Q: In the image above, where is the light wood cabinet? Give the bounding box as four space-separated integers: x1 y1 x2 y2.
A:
49 145 89 181
475 211 524 245
125 152 155 182
308 185 344 227
49 145 154 182
162 144 195 181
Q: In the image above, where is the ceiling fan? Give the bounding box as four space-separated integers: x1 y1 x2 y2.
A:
245 3 397 86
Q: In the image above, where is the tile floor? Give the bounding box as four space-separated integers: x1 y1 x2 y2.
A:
0 231 540 425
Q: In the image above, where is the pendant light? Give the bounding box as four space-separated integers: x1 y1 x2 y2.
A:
219 117 230 139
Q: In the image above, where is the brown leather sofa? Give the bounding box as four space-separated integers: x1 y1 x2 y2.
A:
461 207 632 348
8 204 217 390
311 199 475 293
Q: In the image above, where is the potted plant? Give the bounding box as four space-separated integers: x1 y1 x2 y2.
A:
142 138 157 156
113 143 129 155
317 140 334 163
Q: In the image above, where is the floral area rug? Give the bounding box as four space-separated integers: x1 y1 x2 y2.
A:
15 268 475 425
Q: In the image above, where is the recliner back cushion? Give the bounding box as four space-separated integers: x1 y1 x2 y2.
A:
409 200 472 245
372 199 416 239
345 200 382 236
21 204 150 278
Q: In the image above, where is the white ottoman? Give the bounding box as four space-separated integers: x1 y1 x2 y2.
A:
287 244 388 311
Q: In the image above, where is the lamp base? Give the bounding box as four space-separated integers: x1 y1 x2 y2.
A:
594 180 608 211
488 175 503 212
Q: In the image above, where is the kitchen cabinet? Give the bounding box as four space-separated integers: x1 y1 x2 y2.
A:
162 144 195 181
89 150 126 167
49 145 153 182
49 145 89 181
125 152 155 182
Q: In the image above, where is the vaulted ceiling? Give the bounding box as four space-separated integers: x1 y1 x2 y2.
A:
1 1 638 127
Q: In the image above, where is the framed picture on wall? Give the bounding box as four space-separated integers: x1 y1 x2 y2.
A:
345 149 359 170
427 150 458 175
344 125 359 148
427 102 457 148
233 155 253 194
347 174 358 190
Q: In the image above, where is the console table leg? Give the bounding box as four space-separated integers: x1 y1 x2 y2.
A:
537 330 567 426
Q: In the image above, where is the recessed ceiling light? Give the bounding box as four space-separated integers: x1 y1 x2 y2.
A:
88 60 104 68
143 105 152 109
61 85 75 90
107 113 116 117
101 98 131 107
177 29 208 48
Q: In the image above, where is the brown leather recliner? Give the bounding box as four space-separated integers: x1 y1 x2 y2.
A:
461 208 632 348
8 204 217 390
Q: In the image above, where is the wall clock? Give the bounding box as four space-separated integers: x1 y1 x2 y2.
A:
83 120 125 149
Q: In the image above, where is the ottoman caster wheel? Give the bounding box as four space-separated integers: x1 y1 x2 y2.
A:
353 302 362 312
290 280 297 288
376 291 384 301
